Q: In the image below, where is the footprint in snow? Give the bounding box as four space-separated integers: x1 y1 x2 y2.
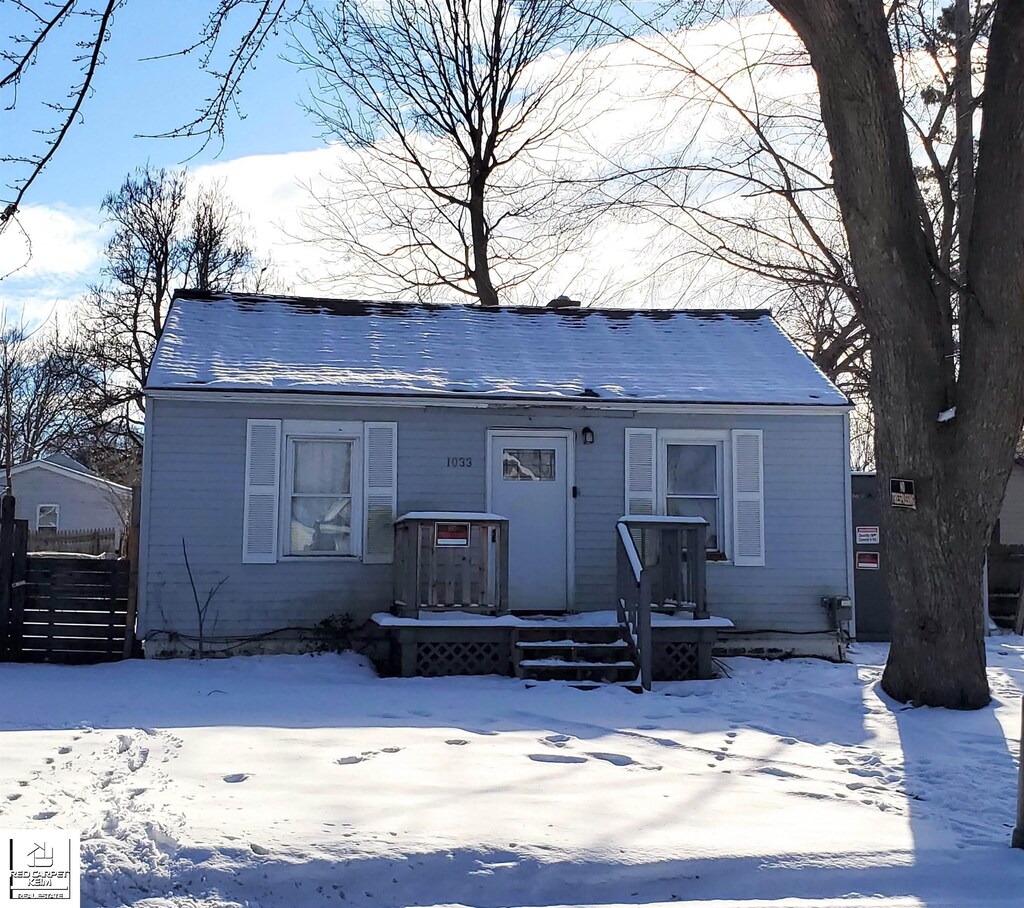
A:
445 739 468 746
382 747 402 754
779 737 798 745
757 766 801 779
58 746 71 755
33 811 57 820
541 734 572 748
223 773 250 783
7 793 21 801
586 752 637 767
528 753 587 764
250 843 270 855
335 756 366 766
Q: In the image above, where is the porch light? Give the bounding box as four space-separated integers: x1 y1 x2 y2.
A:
581 426 595 445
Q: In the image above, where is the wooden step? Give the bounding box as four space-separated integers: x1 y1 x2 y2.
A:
518 658 637 670
524 679 644 694
515 639 630 650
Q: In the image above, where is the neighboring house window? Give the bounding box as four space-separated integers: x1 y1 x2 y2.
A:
37 504 60 532
285 435 359 556
661 432 728 557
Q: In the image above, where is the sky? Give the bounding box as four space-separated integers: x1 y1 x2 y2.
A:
0 2 806 326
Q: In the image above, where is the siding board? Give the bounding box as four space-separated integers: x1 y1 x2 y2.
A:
139 399 849 644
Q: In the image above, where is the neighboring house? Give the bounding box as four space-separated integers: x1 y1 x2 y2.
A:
137 290 854 663
994 458 1024 546
10 454 131 546
852 468 1020 640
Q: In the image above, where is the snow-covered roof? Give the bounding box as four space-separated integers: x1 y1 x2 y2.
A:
147 291 848 407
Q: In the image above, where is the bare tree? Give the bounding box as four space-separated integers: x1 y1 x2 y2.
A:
86 165 271 448
753 0 1022 709
0 324 101 493
0 1 304 241
581 2 990 413
292 0 609 306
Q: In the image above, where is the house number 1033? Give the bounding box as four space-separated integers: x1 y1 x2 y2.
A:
447 457 473 468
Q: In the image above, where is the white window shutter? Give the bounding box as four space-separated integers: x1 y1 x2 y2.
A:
732 430 765 566
625 428 658 516
243 419 281 564
363 422 398 564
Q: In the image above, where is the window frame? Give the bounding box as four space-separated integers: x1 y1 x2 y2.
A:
36 503 60 532
279 421 363 560
658 430 732 561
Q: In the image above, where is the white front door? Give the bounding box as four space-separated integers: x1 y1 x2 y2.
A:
488 433 570 612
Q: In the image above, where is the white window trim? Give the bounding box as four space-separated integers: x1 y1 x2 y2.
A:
279 420 363 560
36 503 60 531
658 430 732 562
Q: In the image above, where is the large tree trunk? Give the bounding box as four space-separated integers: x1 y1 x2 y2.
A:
769 0 1024 708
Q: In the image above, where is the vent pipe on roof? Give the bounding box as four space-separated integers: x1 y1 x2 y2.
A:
546 294 581 309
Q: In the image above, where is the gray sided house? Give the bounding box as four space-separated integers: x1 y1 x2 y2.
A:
138 291 854 667
11 454 130 548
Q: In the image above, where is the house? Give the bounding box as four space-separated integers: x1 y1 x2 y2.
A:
10 454 130 549
852 466 1024 639
137 290 854 674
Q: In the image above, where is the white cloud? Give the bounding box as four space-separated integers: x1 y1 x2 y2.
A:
0 204 105 326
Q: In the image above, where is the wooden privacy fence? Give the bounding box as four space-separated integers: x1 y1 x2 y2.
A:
0 495 137 664
29 527 118 556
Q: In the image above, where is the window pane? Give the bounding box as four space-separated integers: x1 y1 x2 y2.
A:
37 506 58 530
293 440 351 494
290 497 352 554
666 444 717 495
667 497 719 550
502 448 555 481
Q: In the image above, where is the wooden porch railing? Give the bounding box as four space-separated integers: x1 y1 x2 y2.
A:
393 512 509 616
615 516 709 690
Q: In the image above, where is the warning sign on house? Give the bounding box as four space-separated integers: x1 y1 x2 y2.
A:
434 522 470 547
856 551 880 570
856 526 880 545
889 478 916 509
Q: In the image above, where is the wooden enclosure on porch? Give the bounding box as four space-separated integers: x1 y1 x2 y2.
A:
393 513 509 617
378 512 726 687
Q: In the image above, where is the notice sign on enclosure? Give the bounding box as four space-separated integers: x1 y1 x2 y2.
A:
890 478 917 509
434 523 470 547
856 551 880 570
856 526 880 545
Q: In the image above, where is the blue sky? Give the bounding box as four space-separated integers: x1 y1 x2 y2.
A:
3 2 321 211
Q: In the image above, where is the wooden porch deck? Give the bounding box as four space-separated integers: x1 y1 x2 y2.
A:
372 610 730 683
384 513 727 687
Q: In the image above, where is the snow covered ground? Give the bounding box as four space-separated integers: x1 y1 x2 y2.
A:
1 638 1023 908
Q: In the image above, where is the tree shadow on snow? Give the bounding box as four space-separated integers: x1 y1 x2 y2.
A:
97 844 1023 908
